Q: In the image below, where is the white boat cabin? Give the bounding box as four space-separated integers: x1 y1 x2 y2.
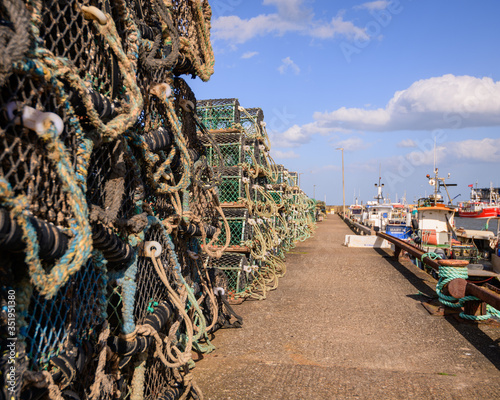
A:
417 195 455 246
365 203 393 231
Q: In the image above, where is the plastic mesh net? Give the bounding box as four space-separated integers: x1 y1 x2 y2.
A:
197 98 240 130
25 259 106 369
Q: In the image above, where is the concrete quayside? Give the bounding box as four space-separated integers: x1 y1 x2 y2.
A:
193 214 500 400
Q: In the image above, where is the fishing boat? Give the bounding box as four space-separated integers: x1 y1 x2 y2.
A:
385 203 412 240
363 177 392 232
410 168 459 252
411 170 499 277
415 194 457 248
348 198 363 221
458 185 499 218
458 201 499 218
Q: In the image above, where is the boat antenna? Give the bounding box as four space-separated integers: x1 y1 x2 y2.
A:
433 136 437 173
375 164 384 204
434 168 438 205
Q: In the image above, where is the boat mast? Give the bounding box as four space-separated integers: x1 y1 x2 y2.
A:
375 164 384 205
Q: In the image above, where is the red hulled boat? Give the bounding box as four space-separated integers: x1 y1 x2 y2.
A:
458 201 499 218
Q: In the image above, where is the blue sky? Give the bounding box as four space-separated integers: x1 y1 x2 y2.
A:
189 0 500 205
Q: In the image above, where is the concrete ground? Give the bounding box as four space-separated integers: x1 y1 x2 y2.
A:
193 214 500 399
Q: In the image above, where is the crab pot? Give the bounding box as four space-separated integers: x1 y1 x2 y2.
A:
275 165 286 184
197 98 241 130
288 171 299 187
240 107 264 139
21 259 107 370
217 167 254 204
204 132 247 168
268 189 284 205
204 253 256 294
214 208 252 247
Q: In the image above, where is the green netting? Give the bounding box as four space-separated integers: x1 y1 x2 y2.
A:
243 142 257 165
205 253 255 294
208 143 242 167
210 208 250 247
216 219 242 246
268 191 282 204
197 98 240 130
219 176 243 203
240 107 264 138
288 172 298 186
25 259 106 369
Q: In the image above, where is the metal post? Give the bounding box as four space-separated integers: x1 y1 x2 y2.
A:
335 147 345 216
342 148 345 217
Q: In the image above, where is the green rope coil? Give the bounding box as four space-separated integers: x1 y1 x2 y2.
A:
436 265 492 321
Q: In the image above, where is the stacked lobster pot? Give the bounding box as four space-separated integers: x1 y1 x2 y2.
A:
0 1 245 399
197 99 317 302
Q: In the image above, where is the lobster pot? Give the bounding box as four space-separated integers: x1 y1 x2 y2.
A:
170 0 214 80
250 138 270 172
215 208 252 247
240 107 264 139
86 139 143 230
204 132 247 168
243 138 261 166
217 167 253 204
204 253 256 294
19 259 106 370
197 98 241 130
275 165 286 184
257 142 269 169
268 186 284 205
37 0 127 107
253 176 271 204
288 171 299 187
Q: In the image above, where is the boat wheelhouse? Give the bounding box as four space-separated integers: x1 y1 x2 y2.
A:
417 195 456 247
363 176 392 232
349 199 363 221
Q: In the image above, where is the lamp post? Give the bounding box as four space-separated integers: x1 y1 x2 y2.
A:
336 147 345 217
313 184 316 200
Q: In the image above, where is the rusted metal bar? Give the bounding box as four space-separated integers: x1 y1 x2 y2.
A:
206 128 242 134
448 278 500 311
376 231 469 271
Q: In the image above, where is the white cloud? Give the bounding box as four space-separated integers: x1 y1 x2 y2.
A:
309 16 368 40
213 14 299 44
313 75 500 132
334 137 371 151
241 51 259 59
355 1 390 11
443 138 500 163
397 139 417 148
269 122 347 148
270 124 311 147
269 75 500 150
212 1 366 44
271 149 300 159
263 0 312 21
379 137 500 185
278 57 300 75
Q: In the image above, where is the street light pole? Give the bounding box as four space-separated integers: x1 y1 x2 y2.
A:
336 147 345 216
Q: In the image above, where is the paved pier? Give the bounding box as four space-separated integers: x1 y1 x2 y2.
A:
194 215 500 399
